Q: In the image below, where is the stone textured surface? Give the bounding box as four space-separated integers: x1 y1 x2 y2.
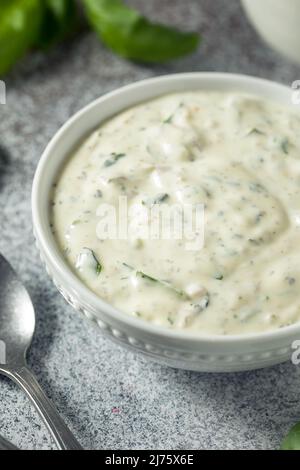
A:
1 0 300 450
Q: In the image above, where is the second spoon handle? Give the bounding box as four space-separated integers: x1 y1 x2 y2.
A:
5 366 82 450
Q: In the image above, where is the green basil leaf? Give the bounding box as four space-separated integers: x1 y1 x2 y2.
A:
0 0 43 76
35 0 79 49
82 0 200 63
281 422 300 450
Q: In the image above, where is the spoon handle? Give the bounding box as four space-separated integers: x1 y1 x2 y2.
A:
0 434 18 450
7 366 83 450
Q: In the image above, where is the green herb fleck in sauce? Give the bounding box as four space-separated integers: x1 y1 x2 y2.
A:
281 138 290 155
214 273 224 280
76 248 102 275
104 153 126 167
136 270 188 299
123 263 188 299
142 193 169 206
163 114 174 124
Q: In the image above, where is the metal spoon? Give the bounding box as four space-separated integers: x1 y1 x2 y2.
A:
0 434 18 450
0 254 82 450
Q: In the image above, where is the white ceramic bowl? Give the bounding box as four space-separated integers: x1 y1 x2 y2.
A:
32 73 300 372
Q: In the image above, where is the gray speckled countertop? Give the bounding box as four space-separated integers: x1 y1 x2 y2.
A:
1 0 300 451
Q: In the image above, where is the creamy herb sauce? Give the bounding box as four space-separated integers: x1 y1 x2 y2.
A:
51 92 300 335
